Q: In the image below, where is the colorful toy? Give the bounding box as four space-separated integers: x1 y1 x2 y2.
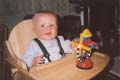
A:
72 29 98 69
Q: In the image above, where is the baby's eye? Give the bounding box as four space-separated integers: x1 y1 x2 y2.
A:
50 24 54 27
40 24 45 27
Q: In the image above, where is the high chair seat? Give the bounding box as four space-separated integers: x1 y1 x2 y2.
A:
7 19 36 59
6 19 36 71
5 19 110 80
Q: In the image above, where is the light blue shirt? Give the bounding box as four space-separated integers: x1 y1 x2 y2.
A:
22 36 72 68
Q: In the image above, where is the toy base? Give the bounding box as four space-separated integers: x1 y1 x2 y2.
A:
76 58 93 69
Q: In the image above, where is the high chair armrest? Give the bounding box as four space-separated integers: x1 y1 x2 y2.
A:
6 57 34 80
7 57 27 71
5 41 28 70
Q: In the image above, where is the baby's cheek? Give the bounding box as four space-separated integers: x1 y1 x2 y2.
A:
36 31 44 37
52 31 57 37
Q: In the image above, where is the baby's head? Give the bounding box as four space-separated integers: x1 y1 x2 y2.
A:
32 10 58 40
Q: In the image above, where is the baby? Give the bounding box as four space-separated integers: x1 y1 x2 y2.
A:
22 10 75 68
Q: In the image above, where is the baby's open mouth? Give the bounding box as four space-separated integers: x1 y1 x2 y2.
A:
45 32 51 35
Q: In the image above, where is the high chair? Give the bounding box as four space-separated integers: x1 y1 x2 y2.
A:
5 19 110 80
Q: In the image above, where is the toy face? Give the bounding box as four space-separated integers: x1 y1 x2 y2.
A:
34 14 58 40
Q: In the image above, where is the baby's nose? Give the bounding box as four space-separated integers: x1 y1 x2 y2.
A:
46 26 51 31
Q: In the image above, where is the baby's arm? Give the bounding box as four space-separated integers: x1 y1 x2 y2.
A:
22 41 44 68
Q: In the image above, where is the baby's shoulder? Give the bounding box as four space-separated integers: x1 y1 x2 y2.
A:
28 39 39 47
57 36 64 40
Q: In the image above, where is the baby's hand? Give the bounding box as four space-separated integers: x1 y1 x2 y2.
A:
32 55 45 66
70 43 77 53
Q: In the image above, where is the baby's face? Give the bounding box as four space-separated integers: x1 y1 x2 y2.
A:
33 14 58 40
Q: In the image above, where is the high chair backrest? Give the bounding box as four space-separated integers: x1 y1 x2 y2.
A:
7 19 37 59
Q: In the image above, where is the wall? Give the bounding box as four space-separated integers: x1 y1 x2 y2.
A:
0 0 79 30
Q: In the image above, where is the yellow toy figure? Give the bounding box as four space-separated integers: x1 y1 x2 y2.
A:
72 29 99 69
